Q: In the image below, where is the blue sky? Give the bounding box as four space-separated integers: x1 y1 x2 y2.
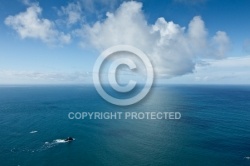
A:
0 0 250 84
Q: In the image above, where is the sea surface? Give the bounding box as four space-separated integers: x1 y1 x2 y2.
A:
0 85 250 166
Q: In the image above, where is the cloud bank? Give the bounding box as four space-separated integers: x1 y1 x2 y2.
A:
81 1 230 77
4 1 230 79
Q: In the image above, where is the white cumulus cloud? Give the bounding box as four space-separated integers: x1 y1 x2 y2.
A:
79 1 230 78
58 2 83 25
211 31 230 58
5 4 71 45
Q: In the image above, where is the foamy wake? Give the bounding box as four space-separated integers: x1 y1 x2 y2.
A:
30 131 38 134
10 138 75 153
39 138 75 151
53 139 69 143
40 139 67 150
244 156 250 160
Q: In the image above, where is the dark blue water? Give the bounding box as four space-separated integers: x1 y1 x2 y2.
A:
0 85 250 166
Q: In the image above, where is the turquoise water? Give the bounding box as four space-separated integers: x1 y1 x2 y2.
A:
0 85 250 166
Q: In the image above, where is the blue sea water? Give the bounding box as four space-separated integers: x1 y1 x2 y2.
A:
0 85 250 166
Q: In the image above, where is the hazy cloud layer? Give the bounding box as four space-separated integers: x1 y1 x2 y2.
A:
0 70 91 84
166 56 250 84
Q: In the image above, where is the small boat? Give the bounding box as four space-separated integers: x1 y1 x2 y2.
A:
64 137 74 142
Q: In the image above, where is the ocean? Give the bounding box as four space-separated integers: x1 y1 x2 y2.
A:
0 85 250 166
